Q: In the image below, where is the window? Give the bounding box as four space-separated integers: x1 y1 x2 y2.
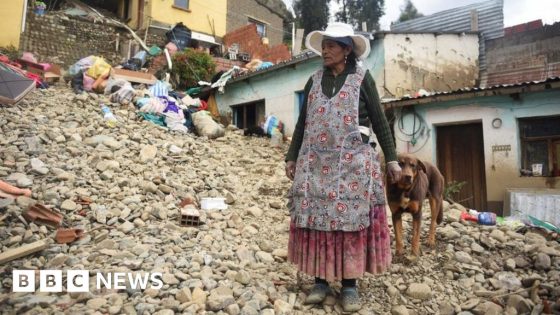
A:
249 18 266 38
173 0 189 10
519 116 560 176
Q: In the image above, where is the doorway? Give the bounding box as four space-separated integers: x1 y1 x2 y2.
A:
437 123 487 211
232 101 265 129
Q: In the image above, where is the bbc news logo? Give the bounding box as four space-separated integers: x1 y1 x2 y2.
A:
13 270 163 292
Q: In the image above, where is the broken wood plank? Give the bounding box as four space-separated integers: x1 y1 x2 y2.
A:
0 240 49 264
112 68 157 85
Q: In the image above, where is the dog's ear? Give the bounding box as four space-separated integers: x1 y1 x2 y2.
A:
417 159 427 173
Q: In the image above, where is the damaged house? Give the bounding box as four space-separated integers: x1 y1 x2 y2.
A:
385 21 560 221
215 30 480 140
3 0 291 67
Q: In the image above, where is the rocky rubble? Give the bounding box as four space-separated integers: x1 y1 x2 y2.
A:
0 86 559 315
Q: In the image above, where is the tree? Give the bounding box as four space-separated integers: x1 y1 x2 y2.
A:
293 0 330 37
334 0 349 24
335 0 384 32
397 0 423 23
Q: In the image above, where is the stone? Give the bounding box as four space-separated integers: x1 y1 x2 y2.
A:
440 225 461 239
140 145 157 162
176 287 192 303
406 283 432 300
247 206 263 217
506 295 532 314
207 286 235 311
87 297 107 310
534 253 551 270
489 229 507 243
235 270 251 285
60 199 77 211
274 299 293 315
192 287 207 306
392 305 410 315
119 221 135 234
255 251 274 263
455 251 473 264
439 301 455 315
30 158 49 174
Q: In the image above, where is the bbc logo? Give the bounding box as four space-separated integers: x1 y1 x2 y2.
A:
13 270 89 292
13 270 164 292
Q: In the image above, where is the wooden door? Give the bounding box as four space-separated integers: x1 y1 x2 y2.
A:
437 123 487 211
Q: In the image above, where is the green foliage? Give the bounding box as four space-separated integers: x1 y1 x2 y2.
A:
35 1 47 9
443 180 467 202
293 0 330 37
0 45 19 61
397 0 423 23
335 0 385 32
170 48 216 89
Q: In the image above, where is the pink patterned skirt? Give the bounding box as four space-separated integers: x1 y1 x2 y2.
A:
288 204 391 282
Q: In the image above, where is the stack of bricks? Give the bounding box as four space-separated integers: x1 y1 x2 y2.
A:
223 24 291 64
213 57 245 72
19 12 123 67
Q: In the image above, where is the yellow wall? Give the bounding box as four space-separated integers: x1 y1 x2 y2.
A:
147 0 226 37
0 0 26 48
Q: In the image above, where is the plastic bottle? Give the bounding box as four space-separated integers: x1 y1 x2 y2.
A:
477 212 497 225
461 209 496 225
100 104 118 128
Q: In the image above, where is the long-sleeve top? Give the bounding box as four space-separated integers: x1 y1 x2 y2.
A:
286 64 397 163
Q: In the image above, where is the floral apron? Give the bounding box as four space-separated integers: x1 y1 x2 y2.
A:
289 67 385 232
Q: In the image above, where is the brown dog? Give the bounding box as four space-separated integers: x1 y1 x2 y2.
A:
387 153 445 257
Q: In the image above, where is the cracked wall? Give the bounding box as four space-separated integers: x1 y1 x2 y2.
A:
377 33 479 99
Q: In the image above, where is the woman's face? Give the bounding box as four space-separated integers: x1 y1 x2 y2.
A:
321 39 351 69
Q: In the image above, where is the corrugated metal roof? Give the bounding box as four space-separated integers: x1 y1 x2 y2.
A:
390 0 504 72
391 0 504 39
383 76 560 107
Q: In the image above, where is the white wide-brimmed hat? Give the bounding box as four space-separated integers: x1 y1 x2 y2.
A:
305 22 371 60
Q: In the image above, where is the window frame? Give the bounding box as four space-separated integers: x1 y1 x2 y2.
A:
173 0 190 11
518 115 560 177
248 17 267 38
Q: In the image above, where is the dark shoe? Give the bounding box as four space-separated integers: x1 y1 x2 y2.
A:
341 286 361 312
304 283 330 304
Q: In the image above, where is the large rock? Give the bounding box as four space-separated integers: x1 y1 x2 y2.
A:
207 286 235 311
406 283 432 300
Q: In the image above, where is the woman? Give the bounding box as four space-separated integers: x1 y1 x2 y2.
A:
285 22 402 312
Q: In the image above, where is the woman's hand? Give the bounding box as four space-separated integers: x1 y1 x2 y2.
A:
285 161 296 180
386 161 402 183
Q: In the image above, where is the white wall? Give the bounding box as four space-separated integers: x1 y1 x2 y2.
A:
381 33 479 99
216 57 322 136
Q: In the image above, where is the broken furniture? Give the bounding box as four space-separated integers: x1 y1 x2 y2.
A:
0 66 36 105
23 204 63 227
112 68 157 85
55 228 85 244
16 58 62 84
0 240 49 264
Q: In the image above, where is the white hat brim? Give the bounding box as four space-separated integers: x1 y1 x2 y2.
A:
305 30 371 60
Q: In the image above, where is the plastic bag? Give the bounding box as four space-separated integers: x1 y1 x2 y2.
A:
191 111 225 139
